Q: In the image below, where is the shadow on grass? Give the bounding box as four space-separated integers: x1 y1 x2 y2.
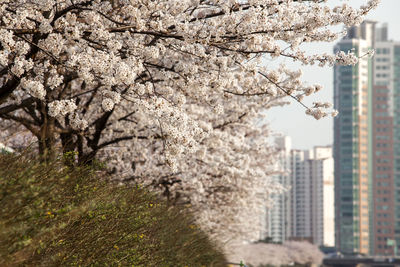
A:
0 151 226 266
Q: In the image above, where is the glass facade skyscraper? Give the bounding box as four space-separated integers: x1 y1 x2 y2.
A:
334 22 400 256
334 21 375 255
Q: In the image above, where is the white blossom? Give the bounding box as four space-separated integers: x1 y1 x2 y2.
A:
102 98 115 112
48 100 77 117
47 72 64 90
68 113 88 130
228 241 324 267
20 78 45 100
0 50 8 66
39 20 53 34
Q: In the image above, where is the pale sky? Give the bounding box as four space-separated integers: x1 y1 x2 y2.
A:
266 0 400 150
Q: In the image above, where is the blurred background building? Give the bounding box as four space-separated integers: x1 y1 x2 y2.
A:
265 136 335 248
265 136 292 243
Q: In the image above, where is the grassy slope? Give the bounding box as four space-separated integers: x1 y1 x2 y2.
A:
0 152 226 266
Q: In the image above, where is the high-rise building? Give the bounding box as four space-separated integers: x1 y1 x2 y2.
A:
266 136 292 243
290 146 335 247
372 24 400 256
319 149 335 248
290 149 312 242
333 20 375 255
334 22 400 256
266 136 335 247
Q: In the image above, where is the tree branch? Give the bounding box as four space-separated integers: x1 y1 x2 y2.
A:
0 98 35 115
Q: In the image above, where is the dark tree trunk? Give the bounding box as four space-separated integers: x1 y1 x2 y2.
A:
38 115 56 162
78 150 98 166
60 132 77 166
61 133 75 153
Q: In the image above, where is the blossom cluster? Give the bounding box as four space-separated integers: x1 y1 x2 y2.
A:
48 100 77 117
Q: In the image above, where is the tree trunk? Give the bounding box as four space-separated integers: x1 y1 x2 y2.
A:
60 132 77 166
38 117 56 162
78 150 97 166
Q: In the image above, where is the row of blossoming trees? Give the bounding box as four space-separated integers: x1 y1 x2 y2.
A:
0 0 378 246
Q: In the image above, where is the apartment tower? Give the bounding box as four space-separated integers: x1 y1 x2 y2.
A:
371 24 400 256
290 146 335 247
267 136 335 247
266 136 292 243
334 22 400 256
334 20 375 255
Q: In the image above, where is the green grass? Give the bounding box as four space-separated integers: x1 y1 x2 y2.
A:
0 151 226 266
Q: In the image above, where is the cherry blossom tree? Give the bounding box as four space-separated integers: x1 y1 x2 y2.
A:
227 241 324 266
0 0 379 244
